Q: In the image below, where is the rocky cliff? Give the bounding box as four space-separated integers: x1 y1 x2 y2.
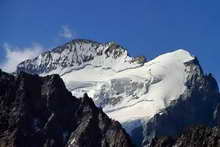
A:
0 69 133 147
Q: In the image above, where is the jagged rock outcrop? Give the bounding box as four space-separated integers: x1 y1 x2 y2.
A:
0 69 133 147
150 126 220 147
142 58 220 146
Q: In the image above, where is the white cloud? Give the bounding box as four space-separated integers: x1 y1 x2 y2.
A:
59 25 75 39
0 43 43 73
0 24 75 73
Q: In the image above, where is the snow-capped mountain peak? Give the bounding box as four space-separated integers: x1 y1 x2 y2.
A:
17 39 145 75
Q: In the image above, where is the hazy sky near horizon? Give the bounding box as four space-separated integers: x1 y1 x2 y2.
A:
1 0 220 83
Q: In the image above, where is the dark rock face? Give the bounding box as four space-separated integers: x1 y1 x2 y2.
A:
150 126 220 147
142 58 220 146
0 70 133 147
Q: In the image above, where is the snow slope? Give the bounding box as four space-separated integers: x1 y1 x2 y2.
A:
17 40 195 135
61 49 194 133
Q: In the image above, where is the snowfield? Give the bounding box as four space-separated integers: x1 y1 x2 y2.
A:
61 49 195 133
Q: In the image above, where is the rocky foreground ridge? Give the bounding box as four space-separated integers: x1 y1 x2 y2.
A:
0 69 133 147
150 126 220 147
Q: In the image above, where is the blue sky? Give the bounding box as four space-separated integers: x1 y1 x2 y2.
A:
1 0 220 83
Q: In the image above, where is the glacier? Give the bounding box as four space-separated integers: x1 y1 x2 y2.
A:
61 49 195 134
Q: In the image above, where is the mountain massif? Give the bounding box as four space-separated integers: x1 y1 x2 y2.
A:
1 39 219 146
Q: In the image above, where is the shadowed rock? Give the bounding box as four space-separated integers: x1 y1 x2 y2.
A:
150 126 220 147
0 70 133 147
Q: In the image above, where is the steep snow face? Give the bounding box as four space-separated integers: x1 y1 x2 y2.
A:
17 40 195 136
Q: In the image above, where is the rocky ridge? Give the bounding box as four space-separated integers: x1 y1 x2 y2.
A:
0 69 133 147
17 39 145 76
150 126 220 147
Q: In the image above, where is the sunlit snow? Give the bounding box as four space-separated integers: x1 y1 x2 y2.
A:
60 49 194 133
